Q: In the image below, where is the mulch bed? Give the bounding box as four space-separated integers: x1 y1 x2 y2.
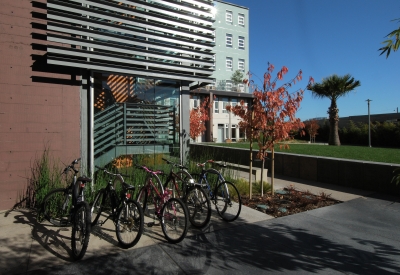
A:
241 186 342 218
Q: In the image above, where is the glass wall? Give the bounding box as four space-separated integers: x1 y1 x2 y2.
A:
93 72 180 167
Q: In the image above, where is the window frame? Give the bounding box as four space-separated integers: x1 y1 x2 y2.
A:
238 36 245 50
226 57 233 71
226 10 233 23
226 33 233 47
238 59 245 72
238 13 245 26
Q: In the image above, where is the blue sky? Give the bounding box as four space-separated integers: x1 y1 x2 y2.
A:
224 0 400 121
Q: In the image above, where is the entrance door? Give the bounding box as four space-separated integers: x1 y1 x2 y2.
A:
218 124 224 143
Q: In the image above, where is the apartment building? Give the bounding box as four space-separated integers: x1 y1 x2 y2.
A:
190 0 251 143
0 0 215 209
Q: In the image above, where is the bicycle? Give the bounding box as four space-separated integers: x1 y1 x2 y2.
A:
135 164 189 243
162 158 211 228
90 166 144 249
39 158 92 260
193 160 242 222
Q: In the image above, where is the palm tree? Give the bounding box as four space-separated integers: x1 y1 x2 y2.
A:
307 74 361 146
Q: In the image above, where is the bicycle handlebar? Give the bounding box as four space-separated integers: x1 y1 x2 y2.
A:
95 165 129 178
135 164 164 175
196 160 226 168
63 158 81 174
162 158 188 170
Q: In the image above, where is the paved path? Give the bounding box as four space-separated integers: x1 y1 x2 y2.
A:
1 176 400 274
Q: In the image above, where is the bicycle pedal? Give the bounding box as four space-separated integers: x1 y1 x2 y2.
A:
147 222 155 227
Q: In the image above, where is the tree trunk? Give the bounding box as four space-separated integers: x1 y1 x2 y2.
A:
248 109 254 199
261 156 265 197
328 100 340 146
271 147 275 196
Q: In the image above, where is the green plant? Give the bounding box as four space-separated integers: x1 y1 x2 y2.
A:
30 147 63 210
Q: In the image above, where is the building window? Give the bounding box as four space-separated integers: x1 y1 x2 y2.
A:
231 98 237 107
226 57 233 71
238 59 245 72
222 97 229 113
214 97 219 113
226 33 232 47
238 36 245 50
192 95 199 109
226 10 233 23
225 80 232 91
238 13 245 26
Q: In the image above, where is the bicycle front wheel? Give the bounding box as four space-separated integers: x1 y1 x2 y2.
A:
160 198 189 243
116 200 144 249
90 189 106 227
71 201 91 260
185 186 211 228
42 188 72 226
214 181 242 222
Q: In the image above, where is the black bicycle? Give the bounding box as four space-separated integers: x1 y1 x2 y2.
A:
91 166 144 249
39 158 92 260
193 160 242 222
162 158 211 228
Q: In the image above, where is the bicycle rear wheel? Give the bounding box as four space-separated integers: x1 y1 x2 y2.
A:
71 201 91 260
214 181 242 222
160 198 189 243
90 189 106 227
116 200 144 248
42 188 72 226
185 186 211 228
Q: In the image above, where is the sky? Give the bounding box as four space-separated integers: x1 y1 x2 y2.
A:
223 0 400 121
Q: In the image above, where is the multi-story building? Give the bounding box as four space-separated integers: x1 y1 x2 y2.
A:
212 0 249 92
190 0 251 143
0 0 216 209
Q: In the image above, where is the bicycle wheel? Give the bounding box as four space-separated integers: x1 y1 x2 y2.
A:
185 186 211 228
160 197 189 243
71 201 91 260
42 188 72 226
90 189 106 227
116 199 144 248
214 181 242 222
176 170 193 189
137 186 149 216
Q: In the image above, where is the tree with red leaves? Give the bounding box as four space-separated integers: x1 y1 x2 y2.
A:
304 119 320 143
190 96 210 141
227 63 314 197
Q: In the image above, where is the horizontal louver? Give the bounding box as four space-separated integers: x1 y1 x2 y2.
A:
47 0 215 84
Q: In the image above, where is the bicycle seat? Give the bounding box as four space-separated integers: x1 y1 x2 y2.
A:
122 182 135 191
77 176 92 183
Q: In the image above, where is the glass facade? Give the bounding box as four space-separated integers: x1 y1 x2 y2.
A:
93 72 180 167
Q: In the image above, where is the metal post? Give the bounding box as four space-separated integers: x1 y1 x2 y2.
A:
366 99 372 147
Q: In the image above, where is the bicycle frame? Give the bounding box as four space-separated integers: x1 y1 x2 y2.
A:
95 168 133 225
142 171 170 216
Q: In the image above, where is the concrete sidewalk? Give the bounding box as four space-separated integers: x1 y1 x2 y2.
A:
1 177 400 274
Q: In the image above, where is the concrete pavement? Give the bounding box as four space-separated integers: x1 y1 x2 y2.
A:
1 176 400 274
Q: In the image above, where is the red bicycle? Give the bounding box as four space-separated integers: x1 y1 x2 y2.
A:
135 164 189 243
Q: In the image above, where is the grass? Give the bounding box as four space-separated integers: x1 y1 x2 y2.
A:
210 142 400 164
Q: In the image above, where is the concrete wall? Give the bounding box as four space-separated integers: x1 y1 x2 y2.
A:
0 0 82 209
189 144 400 195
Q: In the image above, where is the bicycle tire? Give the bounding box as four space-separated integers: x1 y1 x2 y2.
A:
42 188 72 227
184 186 211 228
137 186 149 216
175 170 193 192
90 189 106 227
71 201 91 260
116 199 144 248
160 197 189 243
214 181 242 222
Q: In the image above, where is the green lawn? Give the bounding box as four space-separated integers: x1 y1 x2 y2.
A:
210 142 400 164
